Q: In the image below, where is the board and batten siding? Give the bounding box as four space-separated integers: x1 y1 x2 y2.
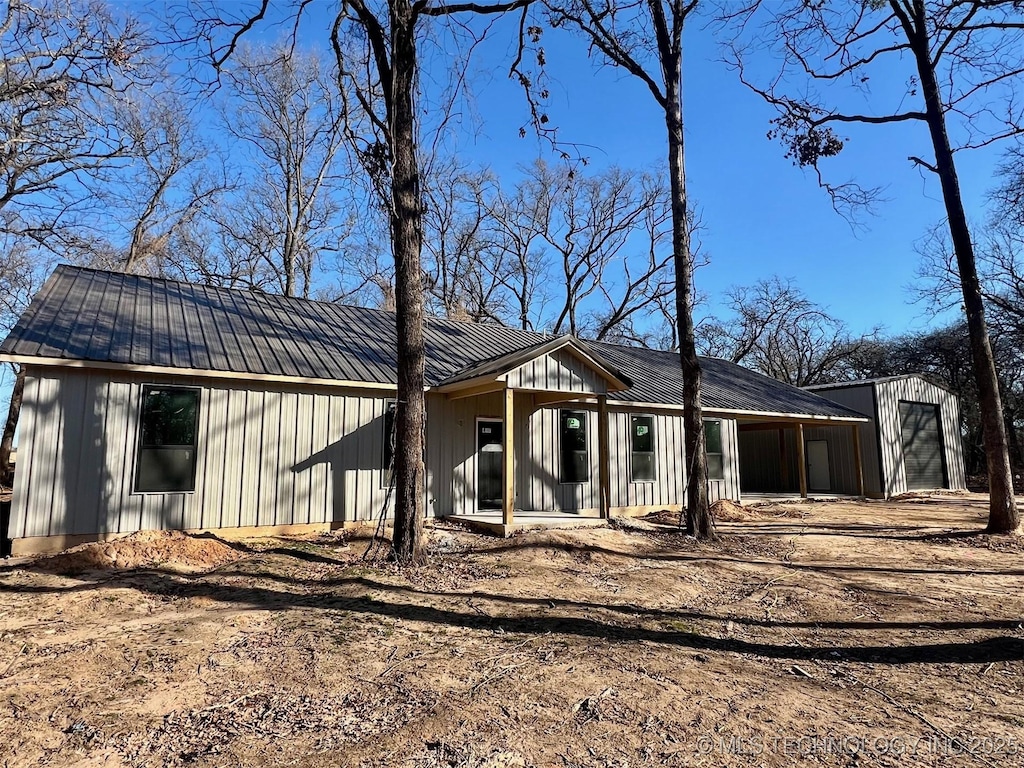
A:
503 348 609 394
10 368 397 540
426 392 741 516
737 425 862 496
874 377 966 496
806 385 883 496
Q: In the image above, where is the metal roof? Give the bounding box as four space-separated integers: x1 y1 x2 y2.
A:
1 265 866 420
805 374 954 394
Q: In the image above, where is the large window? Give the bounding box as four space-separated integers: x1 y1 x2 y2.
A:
560 410 589 483
631 415 656 482
135 386 200 493
381 400 397 487
705 419 724 480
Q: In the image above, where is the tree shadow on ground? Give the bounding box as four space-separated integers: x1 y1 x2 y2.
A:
2 554 1021 667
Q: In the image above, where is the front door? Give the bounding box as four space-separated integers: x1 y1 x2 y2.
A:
807 440 831 492
477 419 503 510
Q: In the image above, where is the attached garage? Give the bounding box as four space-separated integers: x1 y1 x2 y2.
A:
806 375 966 498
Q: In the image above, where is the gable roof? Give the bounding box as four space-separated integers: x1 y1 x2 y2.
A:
805 374 955 395
0 265 866 421
434 334 632 393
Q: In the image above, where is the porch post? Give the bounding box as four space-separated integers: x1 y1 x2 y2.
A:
796 423 808 499
503 385 515 528
597 394 611 520
851 423 865 497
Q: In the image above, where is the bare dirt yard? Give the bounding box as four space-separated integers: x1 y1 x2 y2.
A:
1 495 1023 767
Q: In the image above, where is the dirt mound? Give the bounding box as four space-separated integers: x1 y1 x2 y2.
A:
33 530 245 575
710 499 751 522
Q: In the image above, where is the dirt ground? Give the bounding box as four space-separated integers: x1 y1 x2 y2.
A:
1 495 1023 768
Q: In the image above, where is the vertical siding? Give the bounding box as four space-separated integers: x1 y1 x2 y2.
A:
11 369 401 539
803 425 860 495
425 390 503 517
13 368 750 541
875 377 966 496
810 385 882 496
504 348 608 394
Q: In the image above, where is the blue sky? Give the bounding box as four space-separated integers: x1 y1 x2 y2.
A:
166 1 1008 338
414 10 1005 338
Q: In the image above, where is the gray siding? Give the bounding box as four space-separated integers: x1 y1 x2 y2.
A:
13 369 744 544
426 393 742 516
11 369 397 539
875 377 966 495
503 348 608 394
808 385 883 496
803 425 861 495
738 428 798 494
738 423 861 496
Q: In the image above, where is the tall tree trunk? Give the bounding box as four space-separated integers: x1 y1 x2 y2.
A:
1 366 25 488
390 1 427 564
660 21 711 538
907 1 1018 533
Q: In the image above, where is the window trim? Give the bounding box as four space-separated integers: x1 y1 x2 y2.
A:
559 408 590 485
629 413 657 484
704 418 725 482
132 385 201 495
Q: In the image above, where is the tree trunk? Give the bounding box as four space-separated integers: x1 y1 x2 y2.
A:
1 366 25 489
661 28 712 538
907 1 1018 533
389 0 427 564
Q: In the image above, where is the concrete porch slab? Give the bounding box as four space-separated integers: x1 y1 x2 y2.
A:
443 512 606 537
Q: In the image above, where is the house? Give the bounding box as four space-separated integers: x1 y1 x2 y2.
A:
0 266 960 554
805 376 967 498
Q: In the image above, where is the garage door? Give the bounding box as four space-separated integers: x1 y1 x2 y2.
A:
899 402 947 490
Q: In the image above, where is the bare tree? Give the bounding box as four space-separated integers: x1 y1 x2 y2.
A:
422 162 509 321
196 0 535 564
214 45 355 299
726 0 1024 533
0 0 154 486
524 162 675 340
699 276 876 386
546 0 712 537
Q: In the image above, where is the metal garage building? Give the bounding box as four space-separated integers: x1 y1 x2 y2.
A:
805 375 967 498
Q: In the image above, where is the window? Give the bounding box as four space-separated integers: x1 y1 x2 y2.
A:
381 400 397 487
631 415 656 482
705 419 724 480
135 386 200 493
560 410 589 483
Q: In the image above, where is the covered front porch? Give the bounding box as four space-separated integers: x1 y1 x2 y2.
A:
429 336 628 537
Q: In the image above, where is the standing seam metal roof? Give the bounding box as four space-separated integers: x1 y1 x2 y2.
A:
0 265 865 420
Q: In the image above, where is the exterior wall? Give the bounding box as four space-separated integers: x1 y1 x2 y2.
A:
12 366 744 548
808 385 883 496
424 389 506 518
803 425 861 495
503 348 609 394
10 368 397 542
874 377 966 496
738 427 798 494
738 422 862 497
427 392 742 516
